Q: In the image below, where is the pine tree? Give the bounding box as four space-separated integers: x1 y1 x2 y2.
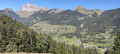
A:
113 33 120 54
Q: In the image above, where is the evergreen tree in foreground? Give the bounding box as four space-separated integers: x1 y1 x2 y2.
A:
113 33 120 54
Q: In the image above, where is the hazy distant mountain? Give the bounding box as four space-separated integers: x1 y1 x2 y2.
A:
0 8 23 21
20 3 50 12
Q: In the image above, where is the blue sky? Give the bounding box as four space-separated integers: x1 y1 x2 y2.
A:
0 0 120 11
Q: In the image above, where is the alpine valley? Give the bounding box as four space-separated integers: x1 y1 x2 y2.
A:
0 3 120 54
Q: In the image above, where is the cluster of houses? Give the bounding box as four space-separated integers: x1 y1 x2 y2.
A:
56 38 82 44
55 37 106 52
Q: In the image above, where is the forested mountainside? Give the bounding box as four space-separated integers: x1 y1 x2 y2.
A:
25 10 90 26
86 8 120 35
25 8 120 36
0 15 99 54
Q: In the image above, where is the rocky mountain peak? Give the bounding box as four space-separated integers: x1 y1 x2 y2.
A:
74 6 86 10
17 3 50 18
25 3 38 8
20 3 50 12
74 6 93 15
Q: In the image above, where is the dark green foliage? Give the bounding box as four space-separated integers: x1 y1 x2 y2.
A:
0 15 36 52
105 32 120 54
113 33 120 54
104 48 114 54
84 48 99 54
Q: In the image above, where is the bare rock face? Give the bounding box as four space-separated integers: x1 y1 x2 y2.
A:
74 6 93 15
16 3 50 18
20 3 50 12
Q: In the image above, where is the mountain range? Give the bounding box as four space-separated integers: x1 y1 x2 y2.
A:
0 3 120 53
